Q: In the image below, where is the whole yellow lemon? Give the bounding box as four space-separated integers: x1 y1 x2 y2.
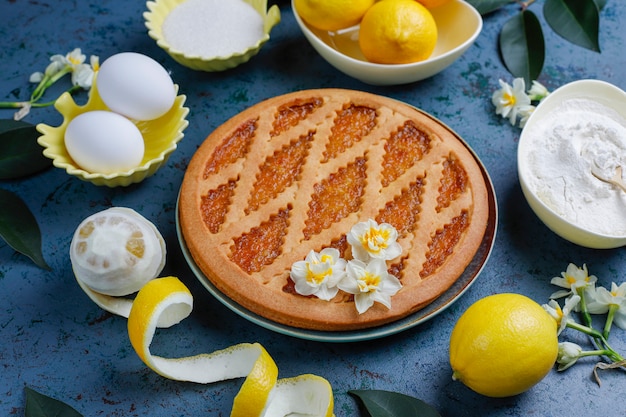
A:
294 0 375 32
416 0 452 8
449 293 558 397
358 0 438 64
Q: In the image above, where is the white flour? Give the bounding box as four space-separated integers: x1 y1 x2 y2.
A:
522 98 626 236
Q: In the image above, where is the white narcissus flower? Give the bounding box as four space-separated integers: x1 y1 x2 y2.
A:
69 50 99 89
517 104 535 128
29 54 70 91
347 219 402 263
290 248 346 301
587 282 626 329
65 48 87 68
338 259 402 314
30 48 99 89
556 342 583 371
5 48 99 120
492 78 531 126
543 295 581 336
527 80 550 101
550 263 597 300
42 53 71 77
72 63 94 88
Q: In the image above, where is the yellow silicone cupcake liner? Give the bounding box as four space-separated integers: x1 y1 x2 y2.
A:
36 77 189 187
144 0 281 72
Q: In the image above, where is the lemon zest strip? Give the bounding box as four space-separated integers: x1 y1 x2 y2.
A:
126 277 334 417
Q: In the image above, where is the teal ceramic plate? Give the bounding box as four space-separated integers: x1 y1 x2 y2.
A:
176 123 497 342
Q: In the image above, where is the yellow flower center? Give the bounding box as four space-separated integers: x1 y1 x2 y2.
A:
556 307 564 323
306 264 331 285
504 92 516 107
69 56 82 65
566 275 576 284
361 227 390 254
358 272 380 293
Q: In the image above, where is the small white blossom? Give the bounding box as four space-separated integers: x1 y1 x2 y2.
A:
13 48 100 120
29 72 44 83
290 248 346 301
29 57 67 85
527 80 550 101
90 54 100 71
68 50 98 89
72 62 96 89
543 295 580 335
587 282 626 329
550 263 597 300
492 78 531 126
517 104 535 128
13 102 31 121
556 342 583 371
47 54 71 74
65 48 87 68
347 219 402 263
338 259 402 314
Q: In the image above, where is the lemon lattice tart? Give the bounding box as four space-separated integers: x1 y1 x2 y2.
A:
179 89 489 331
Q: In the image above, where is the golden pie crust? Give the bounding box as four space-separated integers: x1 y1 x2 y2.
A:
179 89 489 331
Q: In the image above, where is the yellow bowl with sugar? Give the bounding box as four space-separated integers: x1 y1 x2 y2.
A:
144 0 281 72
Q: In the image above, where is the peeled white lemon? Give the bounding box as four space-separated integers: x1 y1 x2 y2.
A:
70 207 166 298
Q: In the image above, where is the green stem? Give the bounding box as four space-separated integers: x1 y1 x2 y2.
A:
30 66 71 103
580 349 623 364
576 287 593 328
1 84 82 112
567 321 624 363
32 85 82 107
0 101 26 109
604 305 617 340
566 321 602 339
580 349 611 358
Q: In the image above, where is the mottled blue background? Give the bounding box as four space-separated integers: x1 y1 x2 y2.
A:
1 0 625 415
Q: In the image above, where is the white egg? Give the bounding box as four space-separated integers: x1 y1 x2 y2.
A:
65 111 145 174
96 52 176 121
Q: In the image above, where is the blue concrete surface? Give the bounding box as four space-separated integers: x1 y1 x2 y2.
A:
1 0 625 415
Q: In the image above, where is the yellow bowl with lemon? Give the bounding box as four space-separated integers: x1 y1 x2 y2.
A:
292 0 482 85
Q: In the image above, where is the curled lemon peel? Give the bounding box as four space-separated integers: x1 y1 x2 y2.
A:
75 277 135 318
123 276 334 417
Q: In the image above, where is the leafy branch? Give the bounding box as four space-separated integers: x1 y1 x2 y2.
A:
0 49 98 269
466 0 607 84
0 48 98 120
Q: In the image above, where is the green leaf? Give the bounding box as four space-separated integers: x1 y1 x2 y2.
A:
349 390 442 417
499 11 545 85
0 119 51 179
464 0 512 15
544 0 601 52
593 0 606 9
25 387 83 417
0 188 50 270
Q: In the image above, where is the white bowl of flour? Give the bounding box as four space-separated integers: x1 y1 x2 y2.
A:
518 79 626 249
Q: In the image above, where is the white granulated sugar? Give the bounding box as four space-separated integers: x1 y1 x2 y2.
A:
162 0 265 58
522 98 626 236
